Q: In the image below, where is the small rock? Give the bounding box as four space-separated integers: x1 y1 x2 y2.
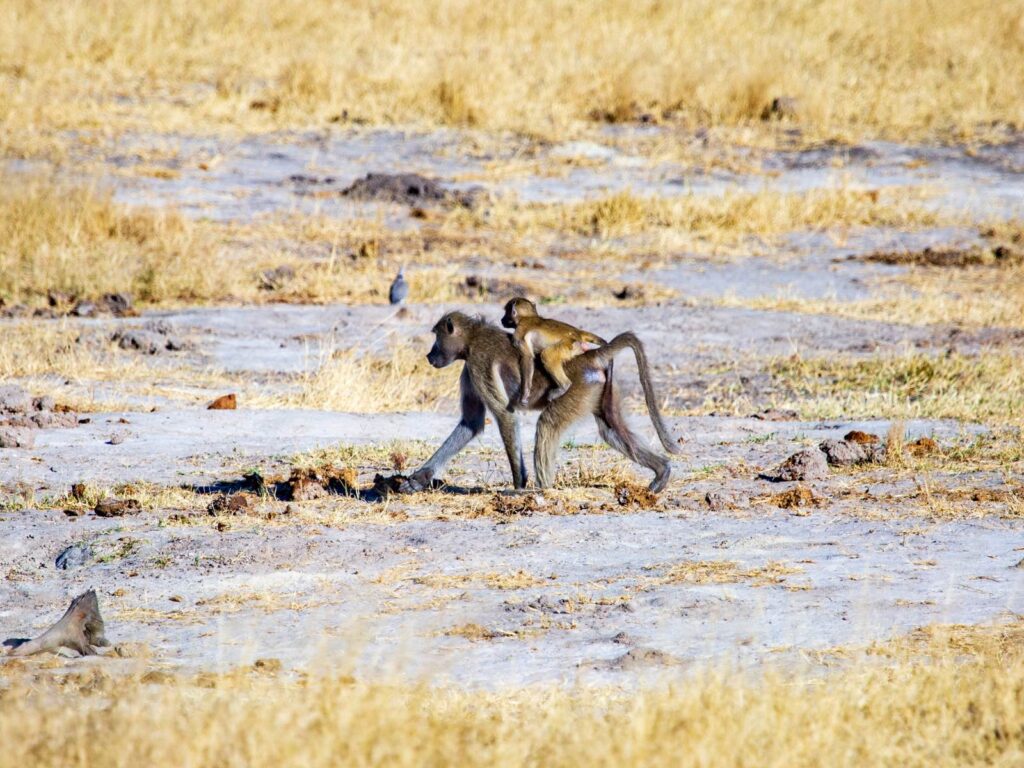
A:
169 595 184 603
207 493 252 515
763 449 829 482
94 498 142 517
63 509 84 518
55 543 92 570
844 430 880 444
819 438 882 467
107 433 126 446
0 427 35 449
207 394 237 410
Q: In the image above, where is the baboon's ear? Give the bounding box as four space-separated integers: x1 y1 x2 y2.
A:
445 316 455 334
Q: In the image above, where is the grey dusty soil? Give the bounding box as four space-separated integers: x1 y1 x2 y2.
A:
2 126 1023 685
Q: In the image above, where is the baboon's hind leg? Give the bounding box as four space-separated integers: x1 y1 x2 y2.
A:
595 415 671 493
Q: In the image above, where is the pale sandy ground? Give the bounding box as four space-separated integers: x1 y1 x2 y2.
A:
2 128 1022 684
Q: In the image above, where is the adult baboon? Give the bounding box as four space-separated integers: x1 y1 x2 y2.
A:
403 312 681 493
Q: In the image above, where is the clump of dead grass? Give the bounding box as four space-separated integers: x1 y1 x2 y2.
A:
645 559 805 587
769 351 1024 424
0 175 233 306
262 343 461 413
476 185 943 248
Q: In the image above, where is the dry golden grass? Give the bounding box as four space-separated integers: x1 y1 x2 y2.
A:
726 268 1024 329
720 222 1024 327
258 342 461 413
2 0 1022 156
768 351 1024 424
0 175 234 306
0 172 499 311
2 621 1024 767
468 185 944 249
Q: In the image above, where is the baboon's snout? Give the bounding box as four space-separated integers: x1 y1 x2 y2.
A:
426 343 445 368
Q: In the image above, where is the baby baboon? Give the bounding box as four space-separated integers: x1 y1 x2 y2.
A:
407 311 681 493
501 297 605 405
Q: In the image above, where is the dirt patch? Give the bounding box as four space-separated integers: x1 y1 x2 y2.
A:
858 237 1023 268
111 321 189 354
341 172 484 209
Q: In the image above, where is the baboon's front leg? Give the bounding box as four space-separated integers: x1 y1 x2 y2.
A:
404 368 485 491
495 410 528 489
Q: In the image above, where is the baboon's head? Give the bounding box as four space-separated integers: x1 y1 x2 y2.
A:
427 312 470 368
501 297 537 329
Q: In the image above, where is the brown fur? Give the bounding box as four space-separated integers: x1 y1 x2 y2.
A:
501 298 606 405
407 312 680 492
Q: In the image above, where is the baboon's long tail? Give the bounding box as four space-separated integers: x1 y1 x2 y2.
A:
593 332 682 455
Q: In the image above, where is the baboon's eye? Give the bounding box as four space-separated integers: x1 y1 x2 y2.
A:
445 317 454 334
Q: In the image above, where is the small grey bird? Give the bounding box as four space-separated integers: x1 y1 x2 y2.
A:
389 267 408 305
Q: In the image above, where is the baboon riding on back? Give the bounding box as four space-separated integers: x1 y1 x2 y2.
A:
402 310 681 493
